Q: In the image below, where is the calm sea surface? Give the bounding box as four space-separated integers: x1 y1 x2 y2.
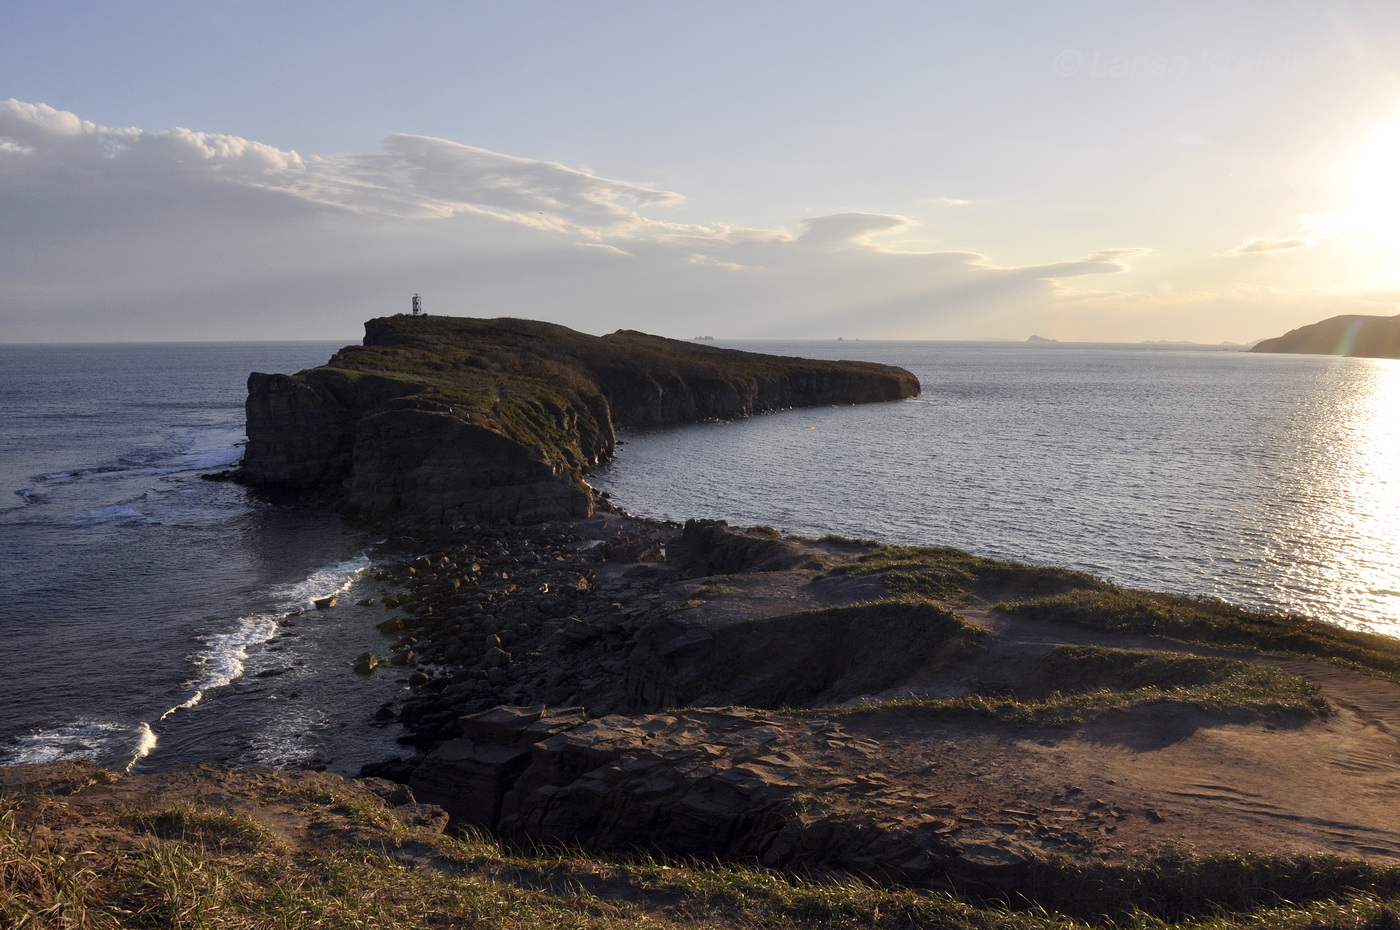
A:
2 340 1398 773
594 341 1400 636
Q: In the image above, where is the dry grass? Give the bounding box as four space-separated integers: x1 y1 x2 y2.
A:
837 645 1329 726
14 790 1400 928
1000 590 1400 683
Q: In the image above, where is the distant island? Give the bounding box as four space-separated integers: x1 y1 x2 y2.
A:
1251 313 1400 359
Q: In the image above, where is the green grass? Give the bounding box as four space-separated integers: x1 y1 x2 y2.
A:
825 542 1107 603
257 781 411 840
1000 590 1400 683
688 581 740 600
839 645 1329 726
1020 845 1400 925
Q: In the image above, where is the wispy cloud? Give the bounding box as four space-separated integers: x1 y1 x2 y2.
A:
1223 214 1340 256
797 213 912 250
0 99 1154 341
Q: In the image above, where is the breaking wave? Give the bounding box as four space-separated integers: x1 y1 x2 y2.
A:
36 430 244 484
6 720 157 773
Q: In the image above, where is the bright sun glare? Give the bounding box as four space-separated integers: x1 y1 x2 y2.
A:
1340 113 1400 259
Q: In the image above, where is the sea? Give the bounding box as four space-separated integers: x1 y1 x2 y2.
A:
1 339 1398 774
0 341 408 776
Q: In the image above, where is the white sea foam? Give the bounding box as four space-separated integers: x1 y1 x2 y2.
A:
6 720 150 767
152 556 366 720
37 432 243 484
171 443 244 472
176 614 281 709
19 556 372 770
282 556 371 608
68 504 156 527
125 723 159 773
40 466 113 481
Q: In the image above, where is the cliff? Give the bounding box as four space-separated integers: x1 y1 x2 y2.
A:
1250 313 1400 359
237 316 920 526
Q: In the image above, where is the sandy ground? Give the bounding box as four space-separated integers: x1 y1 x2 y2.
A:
654 534 1400 865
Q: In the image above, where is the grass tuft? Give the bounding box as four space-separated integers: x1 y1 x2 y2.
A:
840 645 1329 726
1001 590 1400 683
117 804 279 852
16 790 1400 928
827 542 1106 604
1021 845 1400 924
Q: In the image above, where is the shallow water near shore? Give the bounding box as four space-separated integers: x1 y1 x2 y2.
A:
2 337 1398 773
0 342 409 774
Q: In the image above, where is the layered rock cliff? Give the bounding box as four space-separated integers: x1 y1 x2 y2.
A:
1250 313 1400 359
238 316 920 526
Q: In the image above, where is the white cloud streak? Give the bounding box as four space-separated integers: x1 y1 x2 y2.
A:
1224 214 1340 256
0 99 1149 341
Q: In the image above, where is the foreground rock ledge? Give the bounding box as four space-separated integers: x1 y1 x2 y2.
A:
355 514 1400 899
236 316 919 527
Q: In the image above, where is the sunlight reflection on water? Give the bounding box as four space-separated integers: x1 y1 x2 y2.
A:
1266 358 1400 632
593 345 1400 637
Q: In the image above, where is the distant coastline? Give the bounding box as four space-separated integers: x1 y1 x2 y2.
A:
1251 312 1400 360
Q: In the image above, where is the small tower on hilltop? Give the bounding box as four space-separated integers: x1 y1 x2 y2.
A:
411 293 424 317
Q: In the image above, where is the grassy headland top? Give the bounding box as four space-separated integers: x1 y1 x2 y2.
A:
238 315 918 524
351 314 916 421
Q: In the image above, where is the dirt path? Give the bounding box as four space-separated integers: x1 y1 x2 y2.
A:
815 600 1400 863
635 526 1400 865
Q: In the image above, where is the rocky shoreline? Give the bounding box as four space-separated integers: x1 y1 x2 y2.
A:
341 511 1092 891
328 503 1400 895
357 512 814 771
16 485 1400 924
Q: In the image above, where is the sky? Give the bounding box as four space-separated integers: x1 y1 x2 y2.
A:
3 1 1400 344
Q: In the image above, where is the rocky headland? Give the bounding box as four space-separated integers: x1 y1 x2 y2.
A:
1251 312 1400 359
13 320 1400 927
236 315 919 527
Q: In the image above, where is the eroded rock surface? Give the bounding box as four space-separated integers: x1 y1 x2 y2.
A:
358 514 1400 897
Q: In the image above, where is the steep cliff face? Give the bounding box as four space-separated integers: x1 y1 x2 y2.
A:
346 406 592 526
1251 313 1400 359
242 369 423 487
576 329 919 426
238 316 919 527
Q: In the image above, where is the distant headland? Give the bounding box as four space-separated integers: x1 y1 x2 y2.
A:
1251 312 1400 359
236 315 920 528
